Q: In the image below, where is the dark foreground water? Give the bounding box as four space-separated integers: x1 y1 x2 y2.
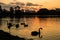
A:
0 17 60 40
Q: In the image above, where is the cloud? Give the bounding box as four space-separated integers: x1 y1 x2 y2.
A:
0 2 6 5
0 2 12 10
0 2 25 10
26 2 40 6
10 2 25 6
0 2 42 11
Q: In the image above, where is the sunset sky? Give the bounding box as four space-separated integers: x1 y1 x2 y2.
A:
0 0 60 9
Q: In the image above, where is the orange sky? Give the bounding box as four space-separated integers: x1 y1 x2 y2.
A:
0 0 60 9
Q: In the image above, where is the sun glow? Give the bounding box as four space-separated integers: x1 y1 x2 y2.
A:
0 0 60 10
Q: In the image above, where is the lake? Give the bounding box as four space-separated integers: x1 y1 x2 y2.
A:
0 17 60 40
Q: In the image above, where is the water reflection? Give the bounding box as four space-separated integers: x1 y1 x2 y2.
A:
0 17 60 40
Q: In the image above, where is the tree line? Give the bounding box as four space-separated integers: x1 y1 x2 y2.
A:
0 5 60 18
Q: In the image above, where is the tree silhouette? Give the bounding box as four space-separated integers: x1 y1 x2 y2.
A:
0 5 2 12
0 5 2 18
37 8 49 15
9 7 14 18
15 6 21 18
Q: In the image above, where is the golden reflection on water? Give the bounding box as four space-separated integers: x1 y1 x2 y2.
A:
0 17 60 40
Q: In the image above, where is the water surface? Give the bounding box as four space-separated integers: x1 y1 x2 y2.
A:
0 17 60 40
